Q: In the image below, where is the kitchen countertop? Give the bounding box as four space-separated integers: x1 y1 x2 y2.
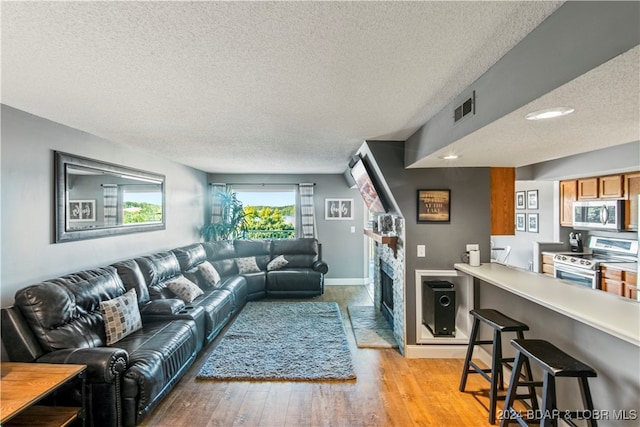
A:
600 262 638 273
454 262 640 347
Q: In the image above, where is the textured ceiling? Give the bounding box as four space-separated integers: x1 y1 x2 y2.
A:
0 1 591 174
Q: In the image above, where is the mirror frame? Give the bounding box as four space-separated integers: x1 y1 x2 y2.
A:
55 151 166 243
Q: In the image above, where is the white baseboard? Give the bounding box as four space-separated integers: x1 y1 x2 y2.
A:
405 345 469 359
324 278 369 286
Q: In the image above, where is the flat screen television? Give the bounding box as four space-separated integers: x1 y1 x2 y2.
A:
350 157 389 213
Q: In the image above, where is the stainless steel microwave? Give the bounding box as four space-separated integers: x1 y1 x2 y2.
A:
573 200 624 230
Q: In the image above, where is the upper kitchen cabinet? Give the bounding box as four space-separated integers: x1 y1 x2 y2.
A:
577 177 599 199
599 175 624 198
624 172 640 231
560 180 577 227
490 167 515 235
577 175 624 200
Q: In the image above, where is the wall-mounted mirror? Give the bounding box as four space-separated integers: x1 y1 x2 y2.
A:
55 151 165 242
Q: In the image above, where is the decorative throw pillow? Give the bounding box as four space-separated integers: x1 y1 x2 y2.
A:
267 255 289 271
198 261 221 287
236 256 261 274
100 288 142 346
166 276 204 303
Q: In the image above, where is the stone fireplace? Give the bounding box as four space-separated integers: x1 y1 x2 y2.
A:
372 219 405 354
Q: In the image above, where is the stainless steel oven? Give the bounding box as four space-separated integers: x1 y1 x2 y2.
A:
553 262 598 289
553 236 638 289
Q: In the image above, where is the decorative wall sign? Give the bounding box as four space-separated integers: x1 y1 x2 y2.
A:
68 200 95 222
527 190 539 210
325 198 353 220
516 191 526 209
527 213 539 233
516 213 526 231
417 189 450 223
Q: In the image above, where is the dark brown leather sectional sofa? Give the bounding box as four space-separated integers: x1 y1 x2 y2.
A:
1 238 327 427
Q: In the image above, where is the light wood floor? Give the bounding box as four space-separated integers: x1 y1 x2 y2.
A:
140 285 496 427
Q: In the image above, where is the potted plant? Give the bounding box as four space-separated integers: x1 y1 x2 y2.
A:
200 188 247 241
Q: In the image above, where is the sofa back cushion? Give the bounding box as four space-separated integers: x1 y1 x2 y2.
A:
271 238 319 268
171 244 206 271
202 241 238 277
111 259 151 304
136 252 183 299
234 240 272 270
14 267 125 352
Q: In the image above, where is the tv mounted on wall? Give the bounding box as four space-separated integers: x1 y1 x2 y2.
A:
350 156 390 213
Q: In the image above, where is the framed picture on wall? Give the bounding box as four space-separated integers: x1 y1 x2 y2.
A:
325 198 353 220
515 191 526 209
515 213 526 231
527 190 539 209
68 199 96 222
527 213 539 233
417 189 451 223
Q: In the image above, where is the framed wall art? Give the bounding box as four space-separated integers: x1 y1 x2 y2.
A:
527 190 539 210
515 191 526 209
527 213 539 233
417 189 450 223
325 198 353 220
68 199 96 222
515 213 526 231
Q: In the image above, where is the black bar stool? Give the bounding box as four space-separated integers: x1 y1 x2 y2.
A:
501 339 598 427
459 309 539 424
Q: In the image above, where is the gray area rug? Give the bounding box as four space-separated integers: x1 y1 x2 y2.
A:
347 305 398 349
197 301 356 381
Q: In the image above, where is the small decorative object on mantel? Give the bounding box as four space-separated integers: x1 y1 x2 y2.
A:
515 191 526 210
527 190 538 210
417 189 450 223
378 214 395 235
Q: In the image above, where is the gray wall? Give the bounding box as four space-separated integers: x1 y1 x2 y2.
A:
405 1 640 167
492 180 556 270
1 105 208 308
207 173 366 281
520 141 640 181
366 141 492 345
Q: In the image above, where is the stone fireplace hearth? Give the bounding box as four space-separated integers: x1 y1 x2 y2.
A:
372 227 404 354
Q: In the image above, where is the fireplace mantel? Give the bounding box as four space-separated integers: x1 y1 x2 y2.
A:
364 229 397 257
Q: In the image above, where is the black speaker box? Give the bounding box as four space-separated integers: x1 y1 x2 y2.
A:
422 281 456 337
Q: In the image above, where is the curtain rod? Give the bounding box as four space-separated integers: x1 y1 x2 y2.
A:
209 183 315 186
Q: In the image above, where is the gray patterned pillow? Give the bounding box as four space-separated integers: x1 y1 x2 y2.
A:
198 261 221 287
167 276 204 303
267 255 289 271
100 288 142 345
236 256 261 274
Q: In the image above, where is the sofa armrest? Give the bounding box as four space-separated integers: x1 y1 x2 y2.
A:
140 299 185 316
37 347 128 384
312 260 329 274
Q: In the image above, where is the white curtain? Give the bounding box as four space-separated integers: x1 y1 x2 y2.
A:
298 183 316 238
103 184 118 226
209 183 227 225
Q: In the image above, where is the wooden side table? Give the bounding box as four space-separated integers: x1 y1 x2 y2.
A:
1 362 86 427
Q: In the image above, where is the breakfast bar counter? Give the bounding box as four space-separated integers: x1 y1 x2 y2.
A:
454 262 640 347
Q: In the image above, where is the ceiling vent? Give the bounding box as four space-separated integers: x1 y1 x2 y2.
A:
454 91 475 123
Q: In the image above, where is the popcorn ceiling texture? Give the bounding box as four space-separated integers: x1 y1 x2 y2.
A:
2 1 563 173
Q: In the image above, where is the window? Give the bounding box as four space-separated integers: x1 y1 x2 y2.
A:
233 186 296 239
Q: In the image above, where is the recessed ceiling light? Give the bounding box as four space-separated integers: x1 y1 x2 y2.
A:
440 154 460 160
525 107 575 121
